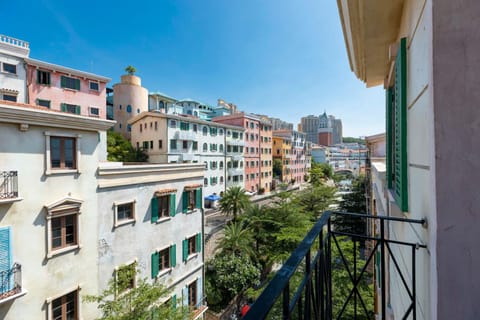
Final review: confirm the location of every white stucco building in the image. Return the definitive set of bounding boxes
[129,112,245,199]
[0,35,29,103]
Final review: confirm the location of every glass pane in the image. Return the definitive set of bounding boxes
[52,218,62,248]
[65,216,75,244]
[64,139,74,168]
[52,297,63,320]
[51,138,61,168]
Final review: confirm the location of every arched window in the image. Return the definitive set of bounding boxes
[220,161,224,169]
[119,105,122,110]
[204,178,208,186]
[227,161,232,168]
[126,105,132,113]
[219,144,224,152]
[137,108,140,114]
[203,126,208,136]
[194,111,198,117]
[219,129,224,135]
[159,101,164,108]
[220,176,224,184]
[203,143,208,152]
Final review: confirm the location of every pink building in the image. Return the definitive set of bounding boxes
[25,58,110,119]
[274,130,307,185]
[213,113,263,193]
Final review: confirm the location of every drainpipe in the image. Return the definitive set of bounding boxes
[224,127,227,193]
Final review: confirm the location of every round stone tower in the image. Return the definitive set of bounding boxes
[113,74,148,140]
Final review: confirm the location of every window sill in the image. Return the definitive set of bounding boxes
[156,216,171,224]
[0,71,18,77]
[45,169,80,176]
[62,88,79,92]
[157,268,172,278]
[47,244,81,259]
[115,218,136,228]
[187,253,198,261]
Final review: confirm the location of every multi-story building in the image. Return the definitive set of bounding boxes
[330,117,343,145]
[273,130,306,184]
[149,91,178,113]
[338,1,480,319]
[259,121,273,192]
[25,59,110,118]
[301,112,342,146]
[300,115,320,144]
[272,135,292,184]
[97,162,207,318]
[0,35,29,103]
[113,74,149,140]
[213,113,271,193]
[129,112,245,198]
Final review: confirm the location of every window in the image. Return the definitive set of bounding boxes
[182,233,201,261]
[50,136,76,170]
[188,280,197,307]
[143,141,149,149]
[192,141,198,151]
[60,76,80,90]
[202,126,208,135]
[37,99,51,108]
[193,124,198,132]
[37,70,51,85]
[89,81,99,91]
[158,140,163,149]
[202,143,208,152]
[182,188,202,213]
[126,105,132,113]
[204,178,208,186]
[170,120,177,128]
[51,214,77,250]
[61,103,81,115]
[219,128,224,135]
[183,141,188,149]
[219,144,224,152]
[220,176,224,184]
[2,94,16,102]
[151,245,176,278]
[114,201,135,227]
[151,193,176,222]
[89,107,99,117]
[180,122,190,131]
[219,161,224,169]
[170,139,177,150]
[386,37,408,212]
[51,290,77,320]
[2,63,16,74]
[116,262,136,292]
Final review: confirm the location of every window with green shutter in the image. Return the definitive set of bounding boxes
[170,139,177,150]
[170,244,176,267]
[169,194,176,217]
[180,122,189,131]
[37,70,50,85]
[182,239,188,261]
[61,103,80,114]
[151,197,159,223]
[196,233,202,253]
[151,252,160,278]
[195,188,202,209]
[61,75,80,90]
[386,37,408,212]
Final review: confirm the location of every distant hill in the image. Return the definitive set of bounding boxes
[342,137,366,144]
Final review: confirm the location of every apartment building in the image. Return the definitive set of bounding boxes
[272,135,292,184]
[97,162,207,318]
[129,112,245,197]
[273,130,306,184]
[338,0,480,319]
[213,113,272,193]
[0,35,29,103]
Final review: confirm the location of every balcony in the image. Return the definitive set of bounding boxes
[0,171,21,204]
[174,130,197,141]
[244,211,426,320]
[226,138,245,147]
[0,263,25,304]
[228,168,243,176]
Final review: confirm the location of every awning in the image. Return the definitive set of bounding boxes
[154,188,177,197]
[184,184,202,191]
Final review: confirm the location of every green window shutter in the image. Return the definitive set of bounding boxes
[151,197,159,223]
[172,294,177,310]
[182,286,188,306]
[196,277,203,308]
[61,103,67,112]
[75,105,81,115]
[169,194,176,217]
[75,78,80,90]
[151,252,159,278]
[170,244,176,267]
[182,191,188,213]
[394,37,408,212]
[196,233,202,253]
[386,88,393,189]
[182,239,188,262]
[195,188,202,209]
[47,72,51,85]
[61,76,66,88]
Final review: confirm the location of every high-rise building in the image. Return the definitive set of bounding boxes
[301,112,342,146]
[300,115,320,144]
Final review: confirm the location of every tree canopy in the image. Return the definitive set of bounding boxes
[125,65,137,75]
[107,131,148,162]
[218,186,251,221]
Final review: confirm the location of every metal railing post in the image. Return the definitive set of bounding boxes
[380,219,386,320]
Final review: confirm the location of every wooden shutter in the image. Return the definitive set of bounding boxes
[386,88,394,189]
[182,286,188,306]
[151,197,159,222]
[195,188,202,209]
[151,252,159,278]
[182,239,188,262]
[394,37,408,212]
[196,233,202,253]
[47,72,51,85]
[172,294,177,310]
[75,105,81,115]
[61,76,66,88]
[75,78,80,90]
[196,277,202,308]
[61,103,67,112]
[169,194,176,217]
[170,244,176,267]
[182,191,188,213]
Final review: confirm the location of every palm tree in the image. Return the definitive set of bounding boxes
[216,222,255,258]
[219,186,250,221]
[125,65,137,75]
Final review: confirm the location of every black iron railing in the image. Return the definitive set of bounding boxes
[0,263,22,300]
[244,211,426,320]
[0,171,18,199]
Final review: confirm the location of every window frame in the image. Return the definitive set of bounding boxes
[36,99,51,108]
[2,94,17,102]
[37,69,51,85]
[89,106,100,117]
[45,132,81,175]
[89,81,100,91]
[151,244,176,278]
[47,287,80,320]
[2,62,17,74]
[60,75,80,91]
[114,200,136,227]
[115,261,137,294]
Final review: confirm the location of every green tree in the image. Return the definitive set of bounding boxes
[84,267,189,320]
[272,158,283,178]
[216,222,255,258]
[125,65,137,75]
[308,162,333,186]
[293,184,336,219]
[107,131,148,162]
[334,175,367,237]
[219,186,251,221]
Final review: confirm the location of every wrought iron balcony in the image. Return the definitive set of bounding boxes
[244,211,426,320]
[0,171,20,203]
[0,263,23,304]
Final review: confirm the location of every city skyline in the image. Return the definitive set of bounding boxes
[1,0,384,137]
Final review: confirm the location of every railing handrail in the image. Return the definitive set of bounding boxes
[244,212,331,319]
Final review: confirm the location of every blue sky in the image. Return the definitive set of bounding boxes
[2,0,384,137]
